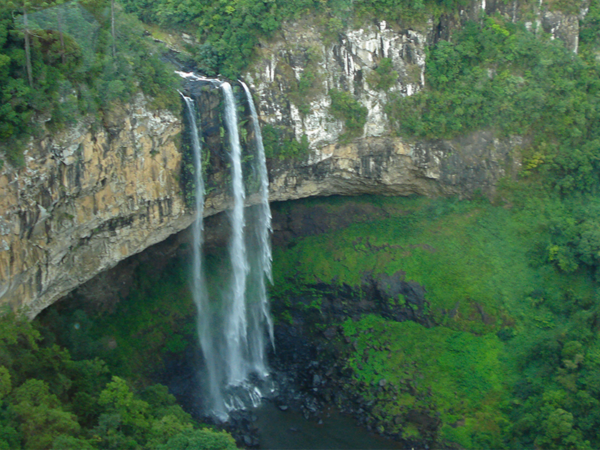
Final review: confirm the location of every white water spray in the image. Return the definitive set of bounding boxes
[180,76,274,418]
[241,82,275,373]
[221,82,251,386]
[181,93,226,417]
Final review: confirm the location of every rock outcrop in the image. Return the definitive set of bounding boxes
[268,131,520,202]
[0,1,586,316]
[245,18,427,153]
[0,96,191,317]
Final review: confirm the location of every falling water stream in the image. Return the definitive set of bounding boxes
[179,76,404,448]
[180,93,224,415]
[179,74,274,419]
[221,81,250,388]
[241,81,275,374]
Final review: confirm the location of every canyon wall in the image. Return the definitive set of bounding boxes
[0,1,585,315]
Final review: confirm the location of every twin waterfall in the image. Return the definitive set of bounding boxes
[180,75,274,419]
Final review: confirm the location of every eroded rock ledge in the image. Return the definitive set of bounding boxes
[0,97,189,317]
[268,131,520,202]
[0,0,583,315]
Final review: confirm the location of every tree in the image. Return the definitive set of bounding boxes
[98,376,151,437]
[0,366,10,400]
[22,3,33,87]
[55,0,66,64]
[156,429,237,450]
[4,0,41,88]
[110,0,115,59]
[51,435,96,449]
[12,379,80,450]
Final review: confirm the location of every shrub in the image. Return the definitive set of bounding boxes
[328,89,368,139]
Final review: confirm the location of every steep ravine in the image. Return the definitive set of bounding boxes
[0,0,586,316]
[0,108,518,317]
[39,195,520,449]
[38,196,444,449]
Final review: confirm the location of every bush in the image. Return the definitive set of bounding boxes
[262,124,310,160]
[366,57,398,91]
[328,89,368,139]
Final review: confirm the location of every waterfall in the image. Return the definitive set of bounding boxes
[180,75,274,419]
[241,82,275,374]
[221,82,250,386]
[181,93,225,416]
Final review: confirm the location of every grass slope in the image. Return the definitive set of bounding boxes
[271,195,599,449]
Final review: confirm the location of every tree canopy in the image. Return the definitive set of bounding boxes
[0,0,178,165]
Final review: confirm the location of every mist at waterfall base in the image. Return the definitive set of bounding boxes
[180,74,274,420]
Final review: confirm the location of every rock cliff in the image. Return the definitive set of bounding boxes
[0,96,190,317]
[244,0,585,155]
[0,1,586,315]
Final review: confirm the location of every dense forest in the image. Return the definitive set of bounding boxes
[0,313,237,449]
[0,0,178,165]
[3,0,600,448]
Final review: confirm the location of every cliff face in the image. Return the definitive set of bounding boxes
[244,0,585,156]
[0,96,191,317]
[268,132,521,202]
[245,19,427,151]
[0,2,586,316]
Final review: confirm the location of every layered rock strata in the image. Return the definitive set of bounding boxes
[0,0,585,315]
[0,97,190,317]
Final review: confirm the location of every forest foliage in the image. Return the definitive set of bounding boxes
[0,313,236,449]
[117,0,465,80]
[0,0,179,165]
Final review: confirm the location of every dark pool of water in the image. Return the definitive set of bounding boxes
[254,402,406,450]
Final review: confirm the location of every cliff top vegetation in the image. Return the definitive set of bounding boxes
[0,0,179,166]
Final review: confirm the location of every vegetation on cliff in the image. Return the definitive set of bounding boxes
[388,13,600,197]
[118,0,462,80]
[265,11,600,446]
[0,0,179,165]
[328,89,369,140]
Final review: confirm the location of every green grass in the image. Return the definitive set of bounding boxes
[271,195,599,448]
[273,196,574,333]
[342,315,508,448]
